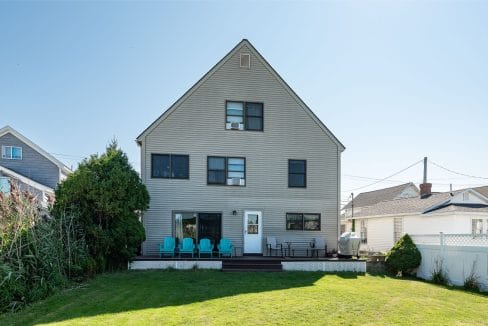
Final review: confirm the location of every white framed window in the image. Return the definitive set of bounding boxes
[240,53,250,68]
[394,217,404,243]
[360,219,367,244]
[471,218,486,236]
[1,146,22,160]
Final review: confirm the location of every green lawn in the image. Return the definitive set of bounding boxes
[1,270,487,325]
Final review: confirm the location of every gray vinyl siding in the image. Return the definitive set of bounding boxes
[0,133,60,189]
[141,43,341,255]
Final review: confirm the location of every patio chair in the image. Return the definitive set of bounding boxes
[159,237,176,258]
[198,238,213,258]
[179,238,195,258]
[217,238,233,257]
[266,237,283,257]
[307,237,327,258]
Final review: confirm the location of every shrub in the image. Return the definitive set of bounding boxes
[464,261,480,291]
[385,234,421,276]
[53,140,149,272]
[0,185,88,312]
[431,257,449,285]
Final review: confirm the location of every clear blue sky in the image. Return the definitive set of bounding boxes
[1,1,487,203]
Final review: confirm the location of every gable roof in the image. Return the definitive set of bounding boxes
[343,182,418,210]
[0,165,54,194]
[0,125,72,175]
[136,39,345,151]
[350,187,488,218]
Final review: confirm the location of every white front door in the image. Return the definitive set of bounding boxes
[244,211,262,254]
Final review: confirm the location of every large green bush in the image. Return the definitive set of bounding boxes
[53,141,149,272]
[0,186,87,312]
[385,234,421,276]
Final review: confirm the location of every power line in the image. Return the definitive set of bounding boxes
[343,159,424,193]
[429,161,488,180]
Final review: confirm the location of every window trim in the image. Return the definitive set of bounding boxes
[207,156,247,186]
[225,100,264,132]
[1,146,22,160]
[151,153,190,179]
[288,159,307,188]
[286,212,321,231]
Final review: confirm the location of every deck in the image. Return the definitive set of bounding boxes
[129,255,366,272]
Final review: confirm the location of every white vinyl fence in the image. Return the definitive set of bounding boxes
[411,233,488,291]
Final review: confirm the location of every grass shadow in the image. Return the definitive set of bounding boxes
[0,270,334,325]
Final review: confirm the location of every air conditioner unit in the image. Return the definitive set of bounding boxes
[227,178,245,186]
[226,122,244,130]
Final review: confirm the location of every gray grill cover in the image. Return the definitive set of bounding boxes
[338,232,361,256]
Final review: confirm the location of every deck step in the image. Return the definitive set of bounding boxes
[222,258,282,272]
[222,268,282,272]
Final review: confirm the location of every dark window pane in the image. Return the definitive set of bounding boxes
[245,102,263,116]
[208,171,226,184]
[208,157,225,170]
[289,160,306,174]
[198,213,222,247]
[286,213,303,230]
[171,155,189,179]
[245,117,263,131]
[304,214,320,231]
[289,174,306,187]
[152,154,170,178]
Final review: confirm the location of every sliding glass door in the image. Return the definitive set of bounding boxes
[174,212,222,246]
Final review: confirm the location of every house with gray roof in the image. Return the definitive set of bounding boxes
[340,182,419,234]
[344,182,488,252]
[0,125,71,205]
[136,39,344,256]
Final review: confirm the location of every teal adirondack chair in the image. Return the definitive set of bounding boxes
[159,237,176,257]
[198,238,213,258]
[217,238,233,257]
[179,238,195,257]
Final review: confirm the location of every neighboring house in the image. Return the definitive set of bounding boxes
[341,182,419,235]
[0,125,71,205]
[137,39,345,256]
[345,182,488,252]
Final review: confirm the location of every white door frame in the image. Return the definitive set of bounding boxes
[243,210,263,254]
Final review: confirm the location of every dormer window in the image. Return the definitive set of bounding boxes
[1,146,22,160]
[225,101,263,131]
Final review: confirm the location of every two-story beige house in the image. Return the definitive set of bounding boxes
[137,39,345,256]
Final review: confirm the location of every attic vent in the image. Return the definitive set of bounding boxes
[240,53,250,69]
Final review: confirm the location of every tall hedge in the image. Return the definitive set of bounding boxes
[53,141,149,272]
[385,234,421,275]
[0,186,87,312]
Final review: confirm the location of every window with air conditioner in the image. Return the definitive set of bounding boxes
[225,101,263,131]
[207,156,245,186]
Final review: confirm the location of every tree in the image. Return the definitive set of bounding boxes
[53,141,149,271]
[385,234,421,276]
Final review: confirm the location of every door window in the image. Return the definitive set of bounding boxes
[247,214,258,234]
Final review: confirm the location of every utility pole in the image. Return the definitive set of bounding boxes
[423,156,428,184]
[351,192,355,232]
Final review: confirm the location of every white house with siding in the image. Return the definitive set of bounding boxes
[344,183,488,252]
[136,39,345,256]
